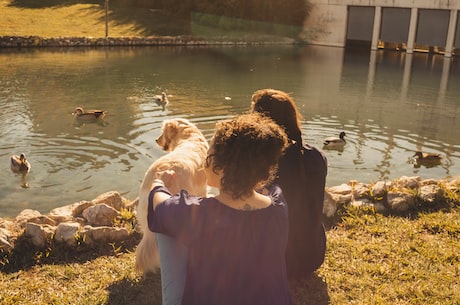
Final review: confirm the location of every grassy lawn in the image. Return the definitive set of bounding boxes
[0,0,302,40]
[0,0,190,37]
[1,205,459,304]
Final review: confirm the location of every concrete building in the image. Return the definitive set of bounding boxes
[305,0,460,57]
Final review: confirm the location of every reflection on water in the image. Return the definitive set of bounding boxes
[1,45,459,217]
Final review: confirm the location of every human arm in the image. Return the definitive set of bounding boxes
[151,170,175,208]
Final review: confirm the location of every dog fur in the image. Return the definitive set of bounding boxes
[135,118,209,274]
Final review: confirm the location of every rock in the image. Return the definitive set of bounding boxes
[327,183,353,204]
[24,223,54,249]
[27,215,57,226]
[387,192,416,212]
[323,191,337,217]
[54,222,81,247]
[394,176,420,189]
[0,217,17,232]
[81,226,129,245]
[92,191,125,211]
[48,200,94,222]
[82,204,120,226]
[15,209,42,227]
[420,178,438,186]
[71,201,96,217]
[328,184,352,195]
[0,228,13,252]
[350,199,387,213]
[352,182,371,199]
[419,184,443,203]
[371,181,388,199]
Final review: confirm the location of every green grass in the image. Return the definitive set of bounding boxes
[2,205,459,304]
[0,0,302,40]
[0,0,191,38]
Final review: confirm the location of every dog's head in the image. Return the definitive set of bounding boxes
[156,118,200,151]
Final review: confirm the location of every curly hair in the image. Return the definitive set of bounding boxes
[206,113,288,200]
[250,88,303,145]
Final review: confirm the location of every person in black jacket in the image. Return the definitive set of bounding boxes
[250,88,328,279]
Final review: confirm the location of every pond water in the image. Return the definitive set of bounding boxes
[1,45,459,217]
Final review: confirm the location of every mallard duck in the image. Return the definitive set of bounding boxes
[11,153,31,174]
[323,131,346,147]
[412,151,442,164]
[152,92,169,108]
[72,107,107,121]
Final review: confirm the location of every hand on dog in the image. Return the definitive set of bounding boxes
[155,170,176,189]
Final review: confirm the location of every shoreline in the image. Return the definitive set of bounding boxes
[0,35,299,48]
[1,175,458,254]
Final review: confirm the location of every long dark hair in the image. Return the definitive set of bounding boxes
[250,88,303,146]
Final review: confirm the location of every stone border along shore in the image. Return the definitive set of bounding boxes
[0,35,297,48]
[0,176,458,255]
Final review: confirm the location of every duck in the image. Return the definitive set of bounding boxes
[152,92,169,108]
[72,107,107,121]
[323,131,346,148]
[11,153,31,174]
[412,151,442,164]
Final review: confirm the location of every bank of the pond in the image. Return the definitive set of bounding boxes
[1,175,459,260]
[1,177,459,305]
[0,35,298,48]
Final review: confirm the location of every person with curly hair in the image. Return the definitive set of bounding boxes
[250,88,328,279]
[147,113,293,305]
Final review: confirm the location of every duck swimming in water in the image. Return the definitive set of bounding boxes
[323,131,346,148]
[152,92,169,110]
[11,153,31,174]
[72,107,108,121]
[412,151,442,166]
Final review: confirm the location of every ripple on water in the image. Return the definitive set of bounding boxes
[303,116,457,187]
[0,132,149,217]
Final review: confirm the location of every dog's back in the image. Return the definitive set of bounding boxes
[136,118,208,274]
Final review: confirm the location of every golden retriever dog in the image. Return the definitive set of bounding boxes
[136,118,209,274]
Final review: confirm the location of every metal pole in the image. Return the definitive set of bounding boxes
[105,0,109,37]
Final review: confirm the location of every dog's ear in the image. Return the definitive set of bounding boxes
[175,118,192,127]
[174,119,196,138]
[165,120,179,138]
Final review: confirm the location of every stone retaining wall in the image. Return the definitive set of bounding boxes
[0,35,296,48]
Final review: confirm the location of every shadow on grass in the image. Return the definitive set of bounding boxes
[104,268,330,305]
[106,272,163,305]
[6,0,302,38]
[7,0,192,36]
[290,273,330,305]
[8,0,100,8]
[105,7,191,36]
[0,232,141,274]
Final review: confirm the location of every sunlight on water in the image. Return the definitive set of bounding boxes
[0,45,459,217]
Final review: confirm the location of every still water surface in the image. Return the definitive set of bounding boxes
[1,45,459,217]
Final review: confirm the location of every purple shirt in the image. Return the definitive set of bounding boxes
[148,185,293,305]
